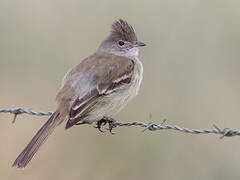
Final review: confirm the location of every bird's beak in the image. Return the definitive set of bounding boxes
[134,41,146,47]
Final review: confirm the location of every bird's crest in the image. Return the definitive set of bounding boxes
[110,19,137,42]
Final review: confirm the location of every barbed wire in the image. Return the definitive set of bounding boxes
[1,105,240,138]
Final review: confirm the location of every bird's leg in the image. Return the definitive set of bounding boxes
[96,117,117,134]
[96,119,107,133]
[104,117,117,134]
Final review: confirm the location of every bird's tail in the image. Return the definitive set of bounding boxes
[12,111,60,168]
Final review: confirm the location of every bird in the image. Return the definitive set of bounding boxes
[12,19,146,168]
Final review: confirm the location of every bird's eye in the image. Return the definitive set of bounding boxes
[118,40,125,46]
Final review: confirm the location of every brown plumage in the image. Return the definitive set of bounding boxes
[110,19,138,42]
[65,53,134,129]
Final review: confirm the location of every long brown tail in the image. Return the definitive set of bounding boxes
[12,111,60,168]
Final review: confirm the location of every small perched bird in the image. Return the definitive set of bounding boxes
[12,19,146,168]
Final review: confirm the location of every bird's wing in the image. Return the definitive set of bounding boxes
[65,55,134,129]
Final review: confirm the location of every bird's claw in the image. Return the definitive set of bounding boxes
[95,117,117,134]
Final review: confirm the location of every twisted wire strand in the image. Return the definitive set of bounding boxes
[1,105,240,138]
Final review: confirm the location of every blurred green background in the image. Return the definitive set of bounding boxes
[1,0,240,179]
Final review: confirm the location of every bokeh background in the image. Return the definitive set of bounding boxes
[1,0,240,179]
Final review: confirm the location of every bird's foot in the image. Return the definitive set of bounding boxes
[96,117,117,134]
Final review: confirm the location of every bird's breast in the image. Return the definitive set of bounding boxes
[130,57,143,96]
[107,57,143,113]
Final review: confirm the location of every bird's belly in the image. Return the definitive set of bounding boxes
[86,58,143,123]
[105,81,140,115]
[88,78,141,121]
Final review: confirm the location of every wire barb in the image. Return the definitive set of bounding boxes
[0,105,53,123]
[1,105,240,138]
